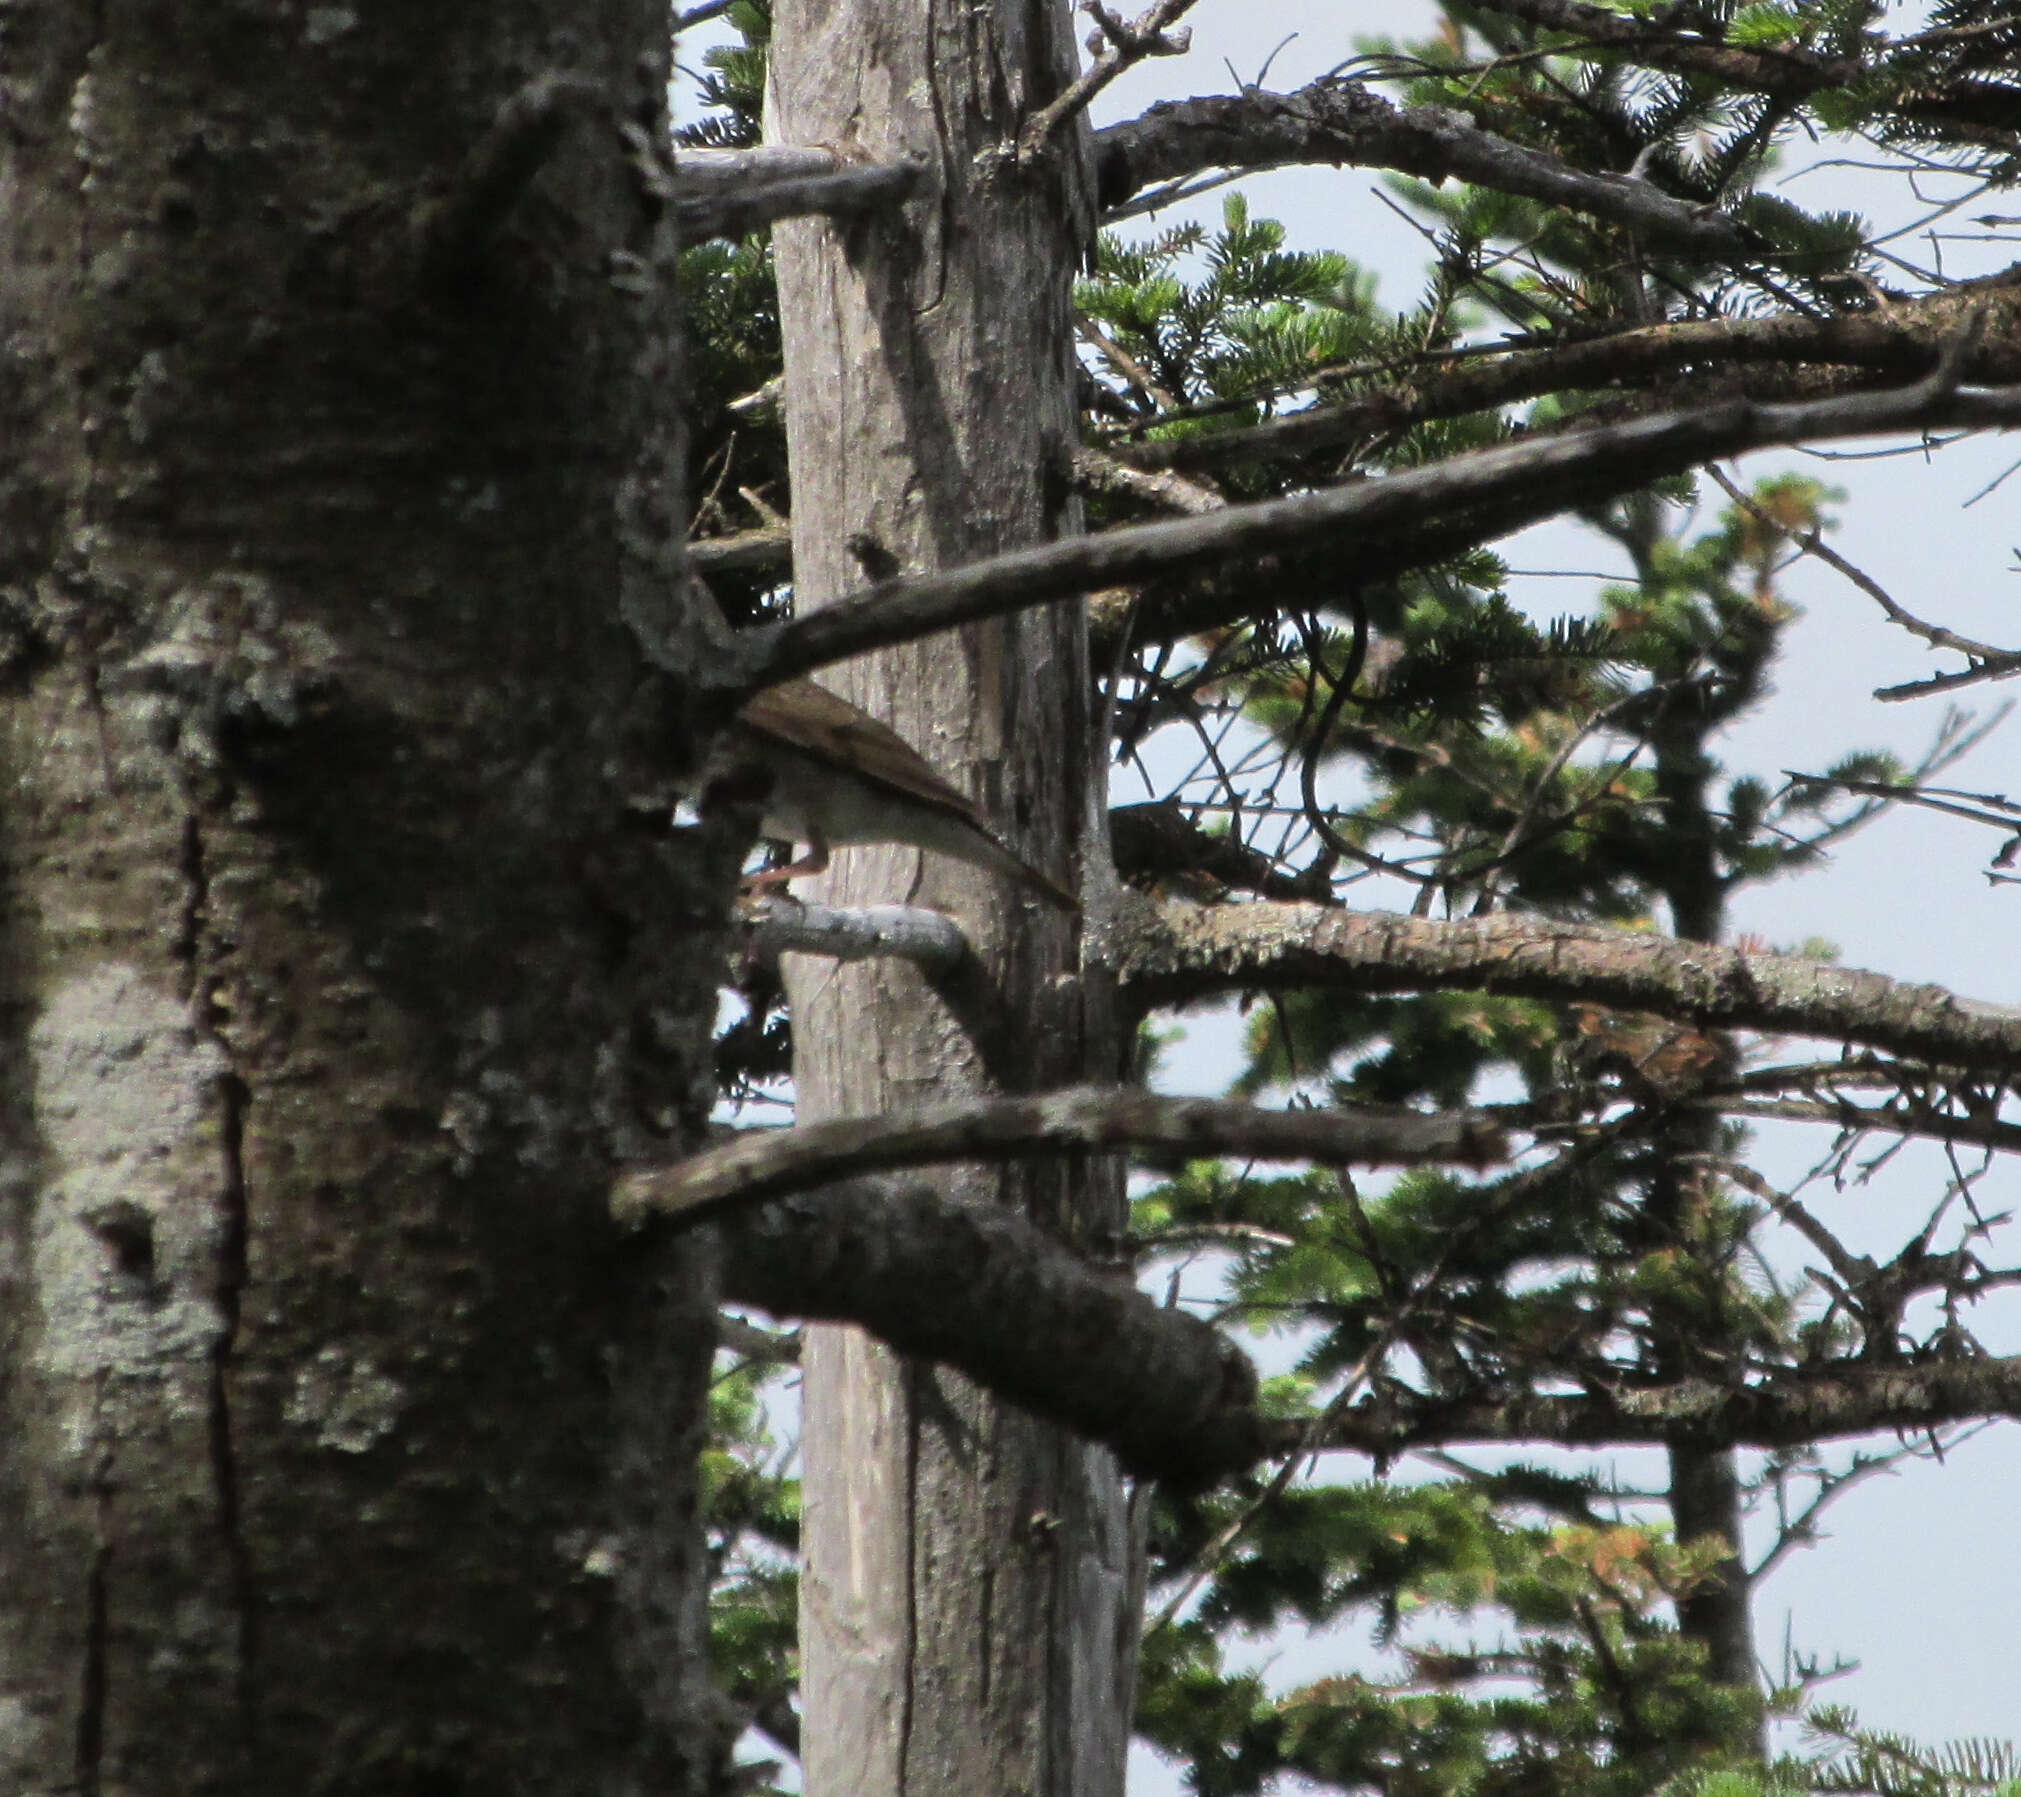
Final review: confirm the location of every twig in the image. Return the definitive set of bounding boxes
[1019,0,1200,163]
[1707,463,2021,693]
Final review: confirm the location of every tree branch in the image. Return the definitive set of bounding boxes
[1104,273,2021,477]
[1463,0,2013,142]
[1092,78,1755,255]
[1111,896,2021,1072]
[734,896,972,972]
[1019,0,1199,162]
[676,148,927,241]
[1460,0,1858,97]
[690,524,794,579]
[713,1176,1287,1484]
[1320,1355,2021,1456]
[748,368,2021,688]
[414,73,605,282]
[616,1085,1507,1226]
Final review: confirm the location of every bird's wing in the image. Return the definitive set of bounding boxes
[739,679,987,829]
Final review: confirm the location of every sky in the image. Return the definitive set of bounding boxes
[1086,1,2021,1770]
[681,0,2021,1777]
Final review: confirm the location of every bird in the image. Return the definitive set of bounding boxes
[713,678,1078,912]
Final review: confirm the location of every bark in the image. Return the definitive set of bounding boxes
[1111,897,2021,1074]
[715,1179,1283,1486]
[0,8,728,1794]
[767,4,1138,1794]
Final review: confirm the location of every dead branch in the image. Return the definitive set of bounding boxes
[414,74,605,282]
[1111,895,2021,1073]
[1092,78,1755,254]
[734,896,971,972]
[714,1176,1288,1484]
[617,1085,1508,1226]
[1019,0,1199,162]
[749,368,2021,689]
[676,149,926,241]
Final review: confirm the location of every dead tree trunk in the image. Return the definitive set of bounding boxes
[768,6,1138,1793]
[0,6,731,1793]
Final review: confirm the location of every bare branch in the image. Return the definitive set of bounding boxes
[1110,799,1332,901]
[1092,78,1755,254]
[1019,0,1199,162]
[617,1085,1509,1226]
[676,148,927,241]
[749,370,2021,689]
[714,1176,1286,1484]
[715,1313,803,1364]
[1707,1096,2021,1157]
[1708,463,2021,696]
[690,525,794,579]
[1068,445,1226,517]
[734,896,971,972]
[1111,895,2021,1072]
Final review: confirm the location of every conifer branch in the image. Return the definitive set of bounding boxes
[1104,274,2021,478]
[1092,78,1756,254]
[1318,1355,2021,1455]
[750,366,2021,688]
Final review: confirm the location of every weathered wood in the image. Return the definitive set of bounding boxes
[767,2,1137,1791]
[619,1087,1507,1223]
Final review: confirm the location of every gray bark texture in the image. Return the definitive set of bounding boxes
[0,6,732,1793]
[766,4,1139,1793]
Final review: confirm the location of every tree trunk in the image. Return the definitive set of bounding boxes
[1650,712,1761,1730]
[0,6,729,1792]
[768,7,1138,1794]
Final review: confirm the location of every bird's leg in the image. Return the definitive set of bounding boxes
[740,826,831,898]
